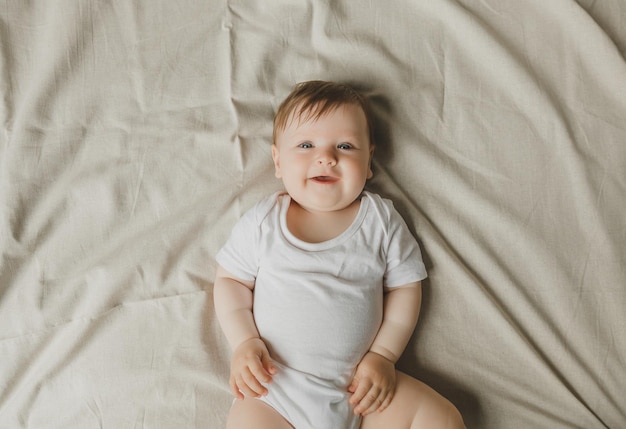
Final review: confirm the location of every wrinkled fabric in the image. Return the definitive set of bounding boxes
[0,1,625,428]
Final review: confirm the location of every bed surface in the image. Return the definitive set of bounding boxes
[1,1,625,428]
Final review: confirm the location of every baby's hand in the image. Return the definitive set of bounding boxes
[229,338,278,399]
[348,351,396,416]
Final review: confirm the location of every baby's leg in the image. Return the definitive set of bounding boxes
[361,371,465,429]
[226,397,294,429]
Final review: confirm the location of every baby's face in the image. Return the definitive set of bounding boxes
[272,103,373,213]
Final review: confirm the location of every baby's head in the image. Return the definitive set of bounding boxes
[271,81,376,213]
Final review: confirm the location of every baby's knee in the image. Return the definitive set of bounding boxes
[441,401,465,429]
[421,395,465,429]
[391,372,465,429]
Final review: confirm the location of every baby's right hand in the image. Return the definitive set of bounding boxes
[229,337,278,399]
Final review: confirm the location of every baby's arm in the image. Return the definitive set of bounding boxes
[213,265,277,399]
[349,281,422,416]
[368,282,422,362]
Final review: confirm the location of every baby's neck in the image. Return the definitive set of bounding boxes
[286,199,361,244]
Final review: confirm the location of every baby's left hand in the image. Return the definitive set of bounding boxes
[348,351,396,416]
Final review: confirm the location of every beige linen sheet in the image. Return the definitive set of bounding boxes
[1,1,624,428]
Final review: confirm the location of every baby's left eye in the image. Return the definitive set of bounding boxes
[337,143,353,150]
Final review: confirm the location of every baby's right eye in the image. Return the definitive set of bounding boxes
[298,142,313,149]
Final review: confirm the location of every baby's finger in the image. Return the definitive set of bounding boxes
[349,379,371,407]
[236,380,264,398]
[249,357,274,384]
[229,376,244,400]
[377,391,394,413]
[347,378,358,394]
[260,353,278,376]
[353,385,381,415]
[238,368,268,397]
[359,390,386,416]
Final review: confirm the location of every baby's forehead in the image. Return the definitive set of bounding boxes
[288,101,365,128]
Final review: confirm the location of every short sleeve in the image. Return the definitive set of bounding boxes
[215,206,260,282]
[383,205,427,288]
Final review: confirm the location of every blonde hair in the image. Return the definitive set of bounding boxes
[273,80,375,146]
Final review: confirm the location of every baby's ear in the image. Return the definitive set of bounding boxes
[367,145,375,179]
[271,144,282,178]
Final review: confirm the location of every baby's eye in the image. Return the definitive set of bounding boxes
[298,142,313,149]
[337,143,353,150]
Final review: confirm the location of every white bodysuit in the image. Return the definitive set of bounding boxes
[216,191,427,429]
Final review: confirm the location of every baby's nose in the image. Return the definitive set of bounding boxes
[317,153,337,166]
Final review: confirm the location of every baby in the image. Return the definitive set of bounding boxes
[214,81,465,429]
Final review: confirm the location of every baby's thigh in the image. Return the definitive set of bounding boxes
[361,371,465,429]
[226,397,294,429]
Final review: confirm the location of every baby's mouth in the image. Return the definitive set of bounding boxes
[310,176,339,184]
